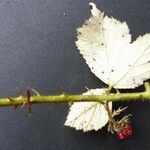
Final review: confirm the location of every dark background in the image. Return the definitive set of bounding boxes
[0,0,149,149]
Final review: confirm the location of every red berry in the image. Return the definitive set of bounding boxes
[124,123,132,130]
[127,129,132,136]
[117,132,125,140]
[116,123,133,140]
[122,129,128,137]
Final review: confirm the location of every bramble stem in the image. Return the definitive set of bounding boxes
[0,82,150,107]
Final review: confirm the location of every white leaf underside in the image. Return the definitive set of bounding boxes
[65,89,112,132]
[76,3,150,89]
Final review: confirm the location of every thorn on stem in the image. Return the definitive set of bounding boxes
[8,97,14,102]
[62,92,67,96]
[59,87,68,96]
[31,88,41,96]
[26,89,32,115]
[8,97,18,111]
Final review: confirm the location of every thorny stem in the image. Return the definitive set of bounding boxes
[0,82,149,108]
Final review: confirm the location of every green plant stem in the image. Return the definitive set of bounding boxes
[0,82,150,107]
